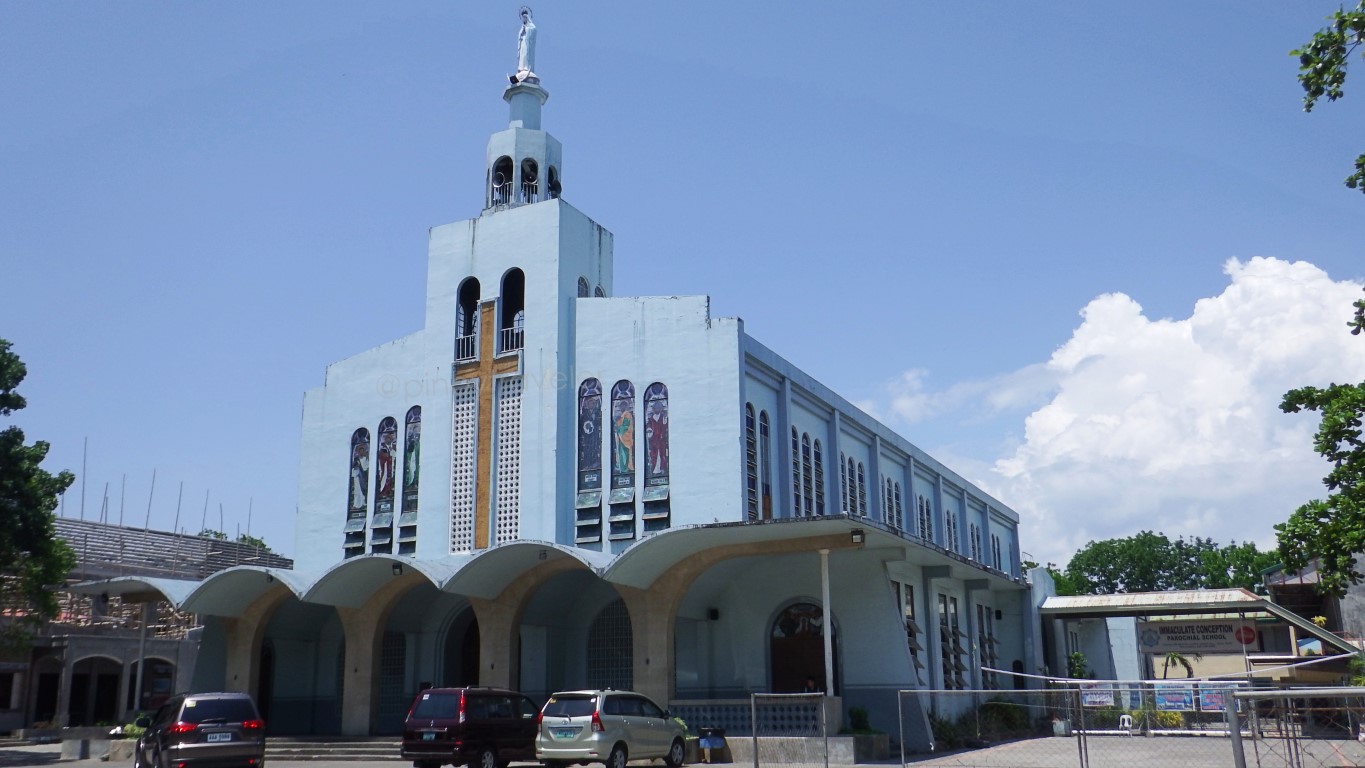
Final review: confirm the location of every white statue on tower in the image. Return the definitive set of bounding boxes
[512,6,537,83]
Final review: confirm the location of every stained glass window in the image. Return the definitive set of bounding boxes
[610,381,636,492]
[643,383,668,487]
[578,379,603,491]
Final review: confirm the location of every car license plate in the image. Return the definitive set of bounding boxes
[205,733,232,743]
[422,732,436,741]
[552,727,578,740]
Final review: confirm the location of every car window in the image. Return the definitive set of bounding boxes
[487,696,514,718]
[617,696,643,717]
[466,696,488,719]
[518,697,538,718]
[180,698,257,724]
[410,692,460,719]
[153,701,177,727]
[638,697,664,720]
[543,695,596,718]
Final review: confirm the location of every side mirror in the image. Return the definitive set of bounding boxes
[134,716,152,729]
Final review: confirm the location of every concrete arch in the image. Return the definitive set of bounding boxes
[183,566,308,616]
[304,554,459,608]
[444,541,609,598]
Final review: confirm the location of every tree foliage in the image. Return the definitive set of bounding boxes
[1058,531,1279,595]
[1294,1,1365,193]
[1275,293,1365,596]
[0,338,76,648]
[199,528,271,553]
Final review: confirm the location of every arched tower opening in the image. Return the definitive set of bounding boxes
[456,277,481,361]
[548,165,561,199]
[491,156,514,207]
[520,157,539,203]
[499,268,525,353]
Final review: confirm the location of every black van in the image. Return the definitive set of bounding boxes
[401,687,539,768]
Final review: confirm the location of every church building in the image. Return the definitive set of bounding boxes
[83,14,1034,748]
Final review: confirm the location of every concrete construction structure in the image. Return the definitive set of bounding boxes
[73,16,1032,749]
[0,518,292,733]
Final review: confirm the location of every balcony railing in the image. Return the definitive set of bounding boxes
[498,326,524,354]
[491,181,513,208]
[455,333,477,362]
[521,178,539,204]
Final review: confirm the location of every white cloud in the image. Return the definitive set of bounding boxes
[883,257,1365,567]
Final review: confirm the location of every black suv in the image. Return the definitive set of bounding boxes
[133,692,265,768]
[401,687,539,768]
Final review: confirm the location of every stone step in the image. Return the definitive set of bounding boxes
[264,739,404,761]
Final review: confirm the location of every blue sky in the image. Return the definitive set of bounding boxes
[3,2,1363,566]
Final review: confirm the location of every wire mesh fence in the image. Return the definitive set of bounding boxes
[1235,688,1365,768]
[750,692,829,768]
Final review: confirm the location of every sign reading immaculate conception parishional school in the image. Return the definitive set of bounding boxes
[1137,620,1258,654]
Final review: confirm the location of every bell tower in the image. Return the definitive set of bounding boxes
[485,7,562,210]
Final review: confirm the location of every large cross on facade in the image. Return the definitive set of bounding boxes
[454,301,520,549]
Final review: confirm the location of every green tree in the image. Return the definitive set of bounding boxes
[1061,531,1278,595]
[236,533,270,553]
[1160,651,1200,679]
[1294,1,1365,192]
[1275,293,1365,596]
[0,339,76,650]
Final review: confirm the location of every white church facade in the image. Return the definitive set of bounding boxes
[82,15,1036,747]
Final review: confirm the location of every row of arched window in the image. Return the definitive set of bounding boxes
[791,429,825,517]
[345,406,422,556]
[839,455,866,516]
[883,477,905,530]
[576,277,606,298]
[455,269,525,361]
[488,155,560,208]
[577,379,670,540]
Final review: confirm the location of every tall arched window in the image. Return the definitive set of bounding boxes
[856,462,867,517]
[593,285,605,297]
[813,439,824,516]
[399,406,421,553]
[499,268,525,353]
[577,277,590,297]
[759,411,772,519]
[578,379,603,493]
[892,482,905,530]
[745,404,758,520]
[791,428,802,516]
[945,506,958,553]
[375,417,398,526]
[548,166,562,199]
[520,157,540,203]
[800,434,813,517]
[643,383,669,490]
[455,278,480,361]
[348,428,370,523]
[839,453,848,514]
[846,457,857,513]
[610,381,636,495]
[884,477,893,522]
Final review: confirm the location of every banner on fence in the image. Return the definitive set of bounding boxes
[1154,683,1195,711]
[1137,619,1258,653]
[1080,684,1115,707]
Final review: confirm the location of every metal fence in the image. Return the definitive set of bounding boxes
[750,692,829,768]
[890,685,1365,768]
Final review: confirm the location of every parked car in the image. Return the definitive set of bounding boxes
[132,692,265,768]
[535,689,686,768]
[400,686,540,768]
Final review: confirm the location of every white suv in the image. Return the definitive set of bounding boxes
[536,689,686,768]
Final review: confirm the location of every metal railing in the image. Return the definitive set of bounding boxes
[491,180,513,207]
[498,326,523,354]
[455,333,477,361]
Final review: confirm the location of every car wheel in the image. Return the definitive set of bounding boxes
[132,743,145,768]
[477,747,497,768]
[665,738,685,768]
[607,744,627,768]
[417,762,441,768]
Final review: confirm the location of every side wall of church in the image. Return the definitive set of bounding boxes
[571,296,742,548]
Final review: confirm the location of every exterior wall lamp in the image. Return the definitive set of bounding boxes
[392,563,403,576]
[851,529,865,545]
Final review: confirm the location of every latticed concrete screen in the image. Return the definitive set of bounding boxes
[750,693,828,768]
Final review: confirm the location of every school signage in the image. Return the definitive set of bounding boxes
[1136,620,1258,654]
